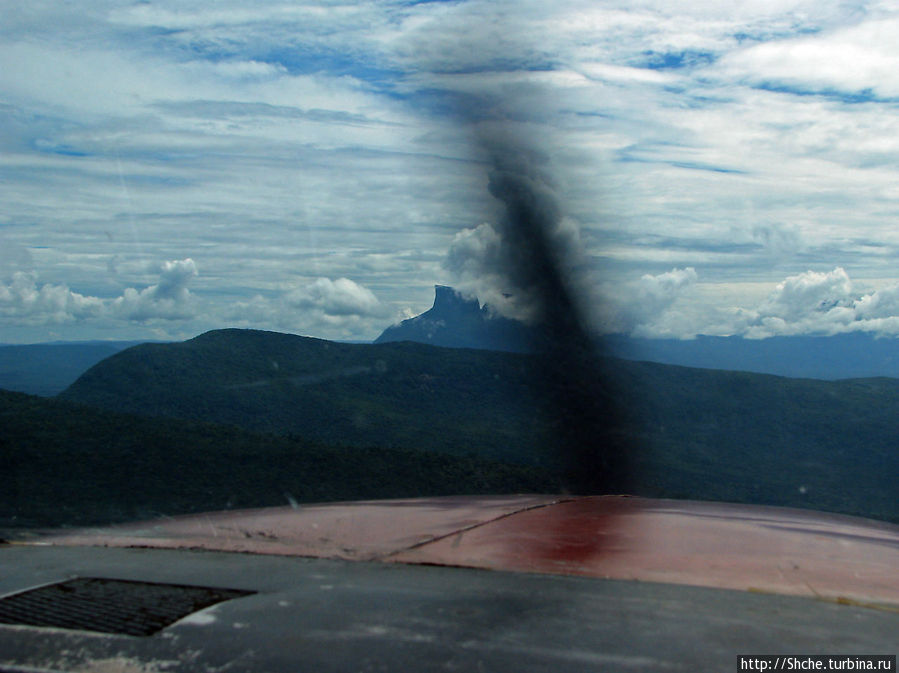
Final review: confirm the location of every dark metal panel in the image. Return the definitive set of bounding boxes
[0,578,254,637]
[0,545,897,672]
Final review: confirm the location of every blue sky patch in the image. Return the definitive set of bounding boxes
[32,140,90,158]
[641,49,717,71]
[753,82,893,104]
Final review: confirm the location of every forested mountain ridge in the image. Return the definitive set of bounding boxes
[60,329,552,465]
[56,328,899,524]
[0,389,558,529]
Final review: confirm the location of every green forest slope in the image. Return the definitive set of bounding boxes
[60,330,551,465]
[0,389,557,529]
[54,328,899,523]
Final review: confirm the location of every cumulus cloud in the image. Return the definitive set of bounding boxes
[598,267,698,336]
[0,259,199,327]
[444,222,509,311]
[593,266,899,339]
[854,283,899,320]
[444,214,588,322]
[635,267,699,316]
[731,267,899,338]
[0,272,104,325]
[221,277,392,339]
[445,222,503,281]
[283,277,385,319]
[756,267,852,321]
[111,259,199,322]
[6,2,899,344]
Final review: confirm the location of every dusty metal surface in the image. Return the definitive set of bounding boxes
[390,497,899,607]
[40,495,563,561]
[0,545,897,672]
[33,495,899,608]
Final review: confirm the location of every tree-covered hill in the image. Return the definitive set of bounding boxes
[54,328,899,523]
[613,361,899,524]
[0,389,558,529]
[60,329,554,466]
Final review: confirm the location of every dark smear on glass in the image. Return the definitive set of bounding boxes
[477,131,633,495]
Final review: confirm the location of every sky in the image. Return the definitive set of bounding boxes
[3,0,899,343]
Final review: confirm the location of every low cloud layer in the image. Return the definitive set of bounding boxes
[0,259,198,326]
[111,259,198,322]
[0,261,391,341]
[604,267,899,339]
[0,272,104,325]
[599,267,698,337]
[284,277,384,319]
[738,268,899,338]
[223,276,391,340]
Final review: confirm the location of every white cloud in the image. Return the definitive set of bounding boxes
[0,272,104,325]
[732,268,899,338]
[598,267,698,336]
[444,223,504,286]
[443,210,587,323]
[283,277,386,318]
[719,18,899,98]
[854,283,899,320]
[756,267,852,320]
[596,267,899,340]
[219,277,393,340]
[111,259,199,322]
[443,222,518,317]
[0,259,199,328]
[637,267,699,313]
[669,268,899,339]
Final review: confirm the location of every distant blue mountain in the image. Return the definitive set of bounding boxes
[0,341,150,396]
[375,286,899,380]
[602,333,899,380]
[375,285,538,352]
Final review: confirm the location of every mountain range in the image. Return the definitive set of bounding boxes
[3,286,898,527]
[0,341,147,396]
[55,328,899,524]
[59,329,551,466]
[6,286,899,399]
[376,285,899,380]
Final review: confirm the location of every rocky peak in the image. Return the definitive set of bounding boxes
[374,285,535,352]
[431,285,481,317]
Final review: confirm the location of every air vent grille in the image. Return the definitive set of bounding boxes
[0,577,254,636]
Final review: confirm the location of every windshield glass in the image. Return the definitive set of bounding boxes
[1,1,897,531]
